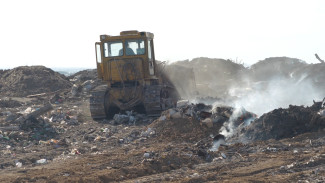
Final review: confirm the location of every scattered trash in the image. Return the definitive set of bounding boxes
[70,149,81,155]
[177,100,189,108]
[101,128,109,133]
[144,152,150,158]
[265,147,277,152]
[16,162,22,168]
[94,136,102,141]
[39,139,59,145]
[113,111,138,124]
[221,152,227,159]
[293,149,298,154]
[286,163,295,169]
[141,128,155,137]
[36,159,47,164]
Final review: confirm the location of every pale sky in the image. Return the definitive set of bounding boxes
[0,0,324,69]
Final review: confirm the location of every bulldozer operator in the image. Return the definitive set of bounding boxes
[119,41,135,56]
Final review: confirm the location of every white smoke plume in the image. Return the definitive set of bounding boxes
[227,76,324,116]
[212,74,324,145]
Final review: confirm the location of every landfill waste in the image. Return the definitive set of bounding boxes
[15,162,22,168]
[36,159,47,164]
[227,100,325,143]
[112,111,147,125]
[1,62,325,182]
[143,152,150,158]
[140,128,156,137]
[318,109,325,116]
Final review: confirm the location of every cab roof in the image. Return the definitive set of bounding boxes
[100,30,154,41]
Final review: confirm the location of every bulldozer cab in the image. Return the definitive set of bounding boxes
[95,30,156,83]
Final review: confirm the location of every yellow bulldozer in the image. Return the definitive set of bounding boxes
[90,30,180,119]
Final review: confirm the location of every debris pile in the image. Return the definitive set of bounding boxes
[229,99,325,142]
[151,102,256,144]
[68,69,103,97]
[0,66,71,97]
[112,111,149,125]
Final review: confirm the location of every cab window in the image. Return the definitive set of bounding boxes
[95,44,102,63]
[104,41,123,57]
[125,39,145,56]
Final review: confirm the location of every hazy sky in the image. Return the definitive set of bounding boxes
[0,0,324,69]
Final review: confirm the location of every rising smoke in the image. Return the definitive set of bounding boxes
[211,75,324,146]
[166,57,325,149]
[227,75,324,116]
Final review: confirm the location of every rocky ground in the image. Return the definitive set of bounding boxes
[0,58,325,182]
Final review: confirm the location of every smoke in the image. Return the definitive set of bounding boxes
[211,74,324,146]
[227,76,324,116]
[218,107,256,138]
[210,137,225,152]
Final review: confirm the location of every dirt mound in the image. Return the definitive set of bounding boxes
[68,69,98,83]
[235,100,325,142]
[0,66,72,97]
[250,57,307,81]
[291,63,325,91]
[149,118,215,143]
[165,57,247,97]
[67,69,104,97]
[148,103,236,143]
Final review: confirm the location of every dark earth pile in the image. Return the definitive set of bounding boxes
[0,66,71,97]
[234,101,325,142]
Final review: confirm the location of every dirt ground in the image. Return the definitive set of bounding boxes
[1,60,325,182]
[0,94,324,183]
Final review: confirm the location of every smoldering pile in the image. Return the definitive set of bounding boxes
[226,99,325,143]
[151,101,256,143]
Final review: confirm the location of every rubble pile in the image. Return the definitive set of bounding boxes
[230,99,325,142]
[68,69,103,97]
[150,102,256,144]
[0,66,72,97]
[150,103,213,142]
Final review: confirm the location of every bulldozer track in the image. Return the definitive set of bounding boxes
[89,85,108,119]
[143,85,162,116]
